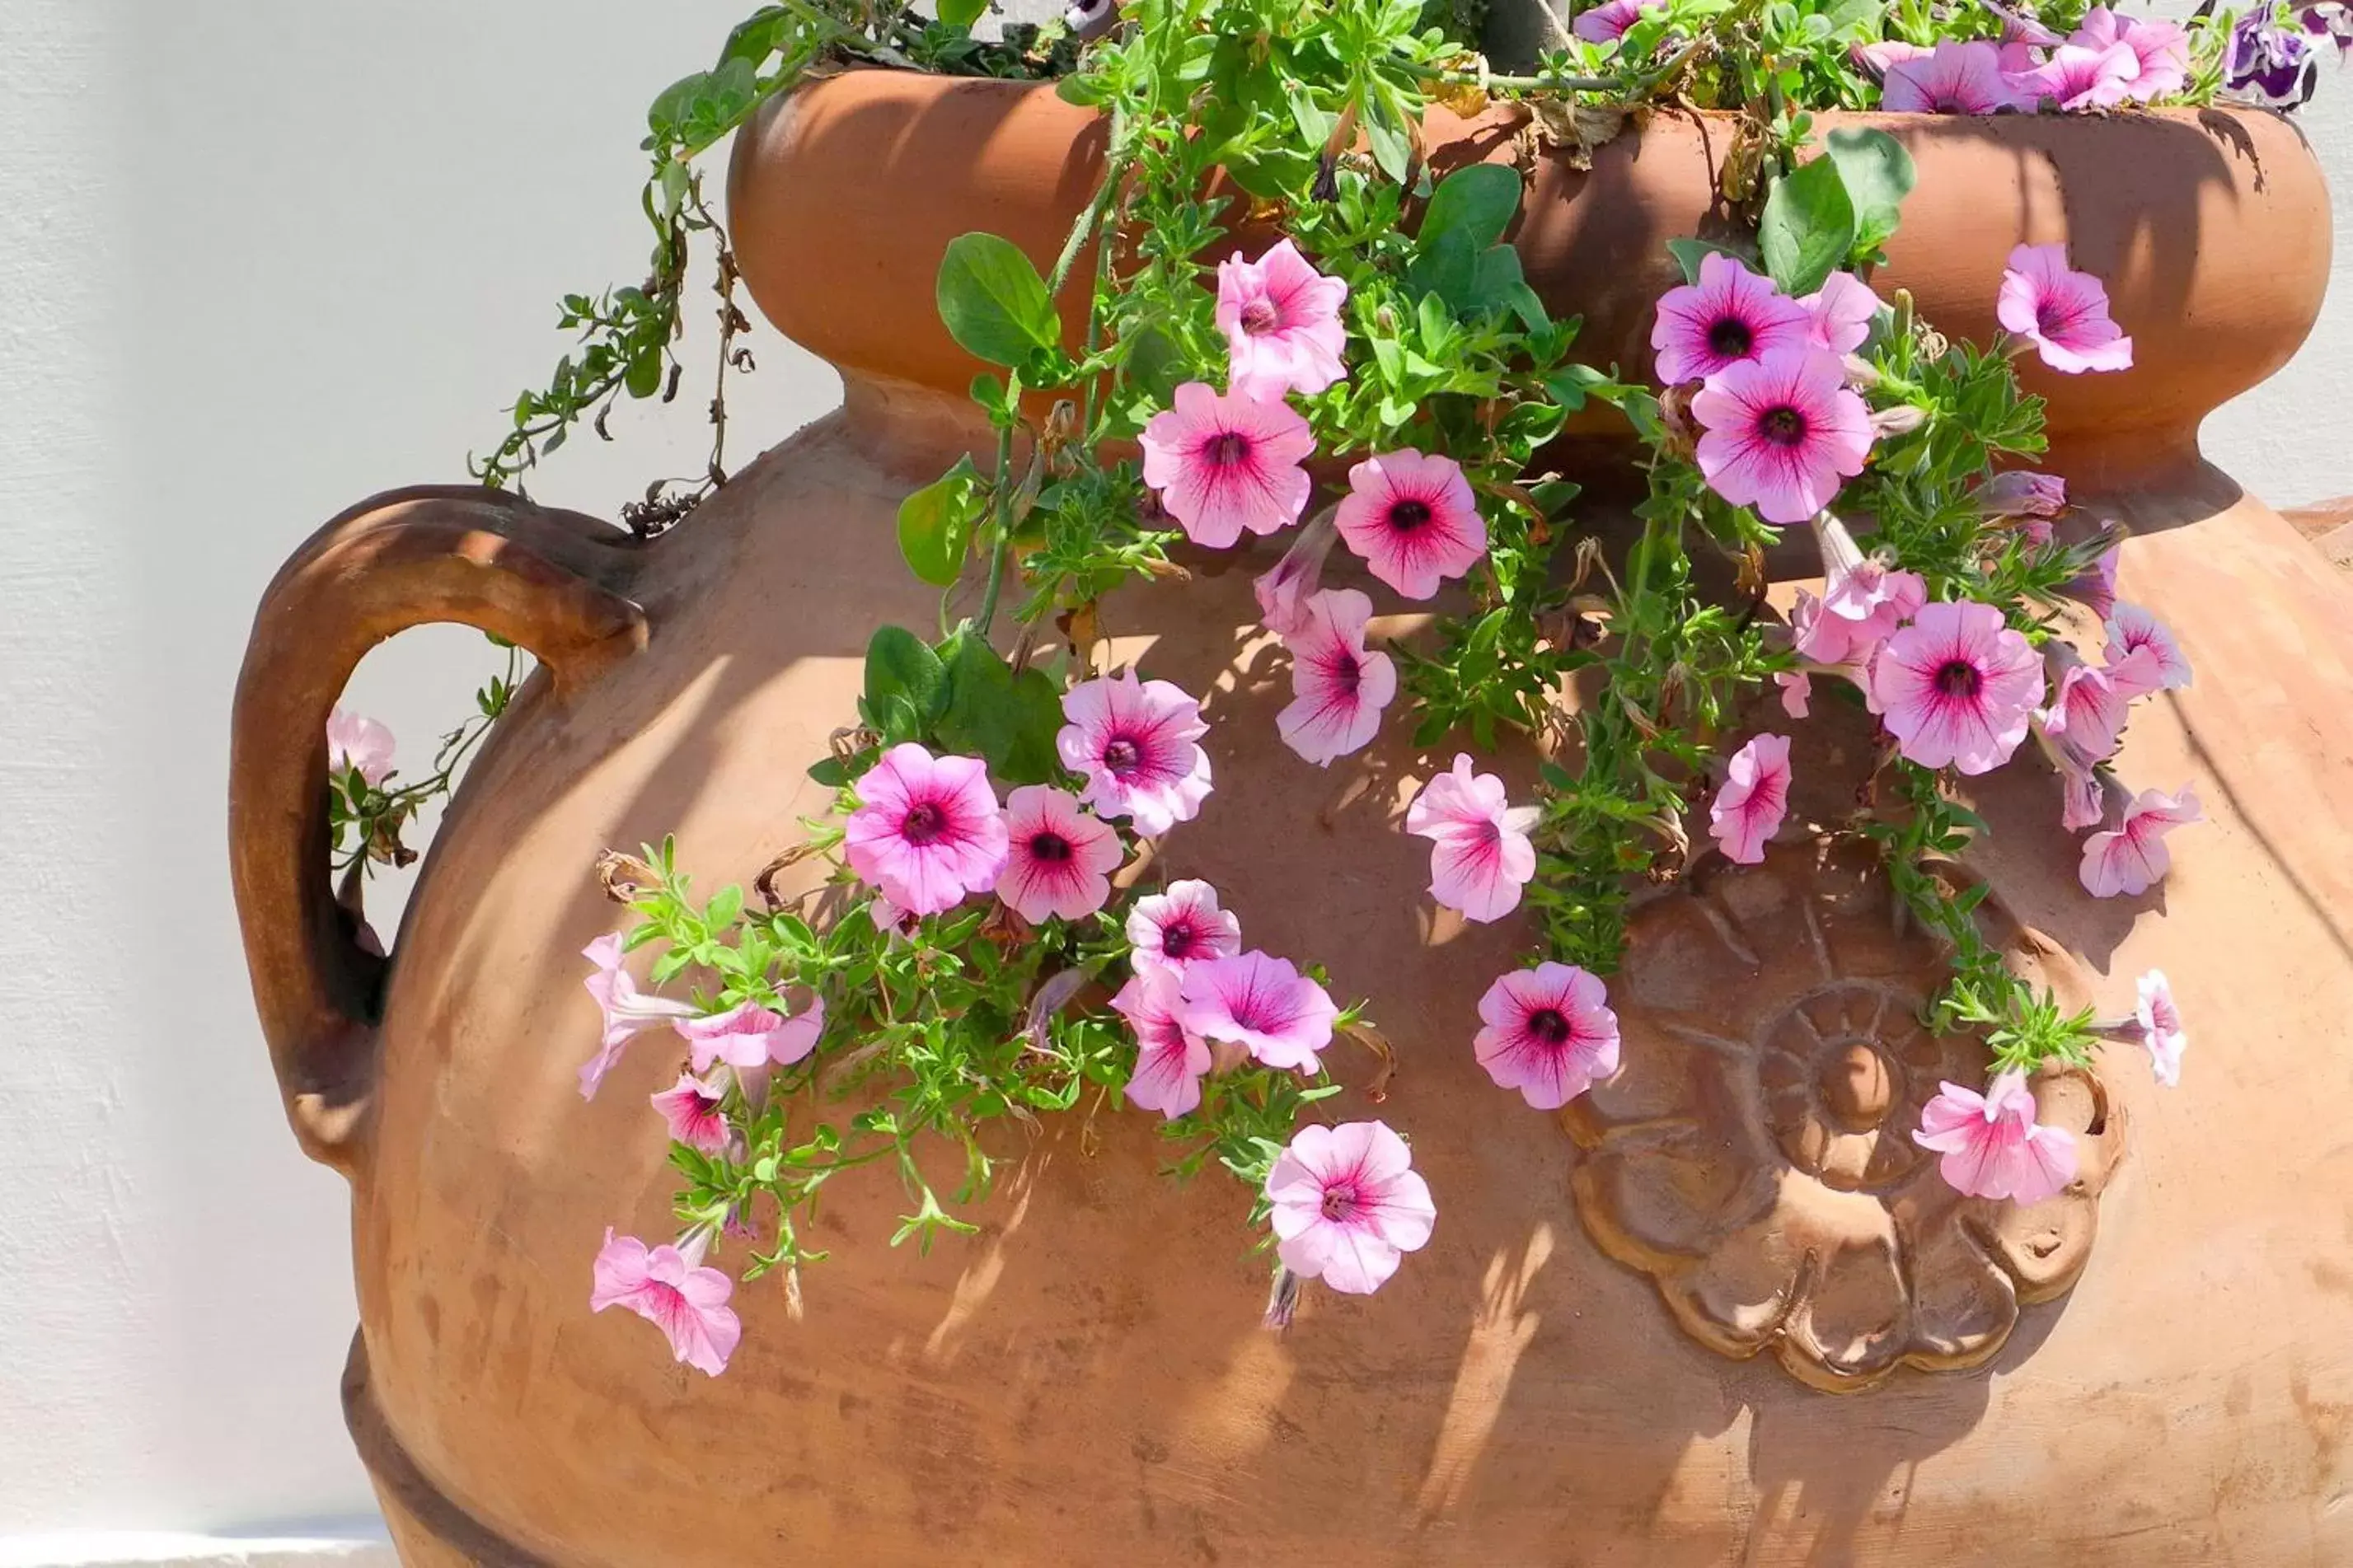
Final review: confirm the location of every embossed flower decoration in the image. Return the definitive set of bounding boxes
[1563,842,2126,1392]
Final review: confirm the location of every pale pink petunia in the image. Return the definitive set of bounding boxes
[677,996,826,1074]
[1806,517,1928,663]
[1177,949,1338,1073]
[1650,252,1814,386]
[2008,41,2144,110]
[1573,0,1660,42]
[1333,449,1488,599]
[2072,7,2189,99]
[1138,381,1315,549]
[1263,1121,1437,1294]
[1057,672,1215,837]
[1112,967,1212,1119]
[1853,39,1934,77]
[650,1071,731,1155]
[1710,733,1794,864]
[2080,784,2202,897]
[1869,600,2043,775]
[1777,669,1813,718]
[1474,962,1622,1110]
[2105,601,2192,690]
[1799,271,1883,354]
[1692,348,1875,527]
[590,1229,741,1377]
[1404,753,1540,923]
[1277,588,1398,766]
[2037,647,2161,762]
[2059,543,2122,620]
[994,784,1123,924]
[2135,968,2187,1086]
[1998,245,2134,373]
[2054,744,2107,831]
[866,889,921,945]
[1884,40,2034,112]
[844,744,1010,917]
[1216,240,1350,400]
[1913,1070,2078,1203]
[1975,469,2069,522]
[579,933,698,1101]
[326,706,397,784]
[1126,878,1242,980]
[1254,506,1339,636]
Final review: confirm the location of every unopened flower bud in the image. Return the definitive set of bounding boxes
[1870,403,1928,437]
[1973,469,2069,522]
[1842,353,1882,389]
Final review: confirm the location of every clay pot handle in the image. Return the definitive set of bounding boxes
[229,485,648,1175]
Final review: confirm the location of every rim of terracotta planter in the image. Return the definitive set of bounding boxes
[729,68,2330,485]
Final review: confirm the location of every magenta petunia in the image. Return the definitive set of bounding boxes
[590,1229,741,1378]
[1691,348,1874,526]
[1254,505,1339,636]
[1884,40,2033,112]
[994,784,1123,924]
[1277,588,1398,766]
[1974,468,2069,522]
[1798,271,1883,354]
[650,1071,731,1155]
[1126,878,1242,980]
[1404,753,1540,923]
[578,933,698,1101]
[1868,600,2043,775]
[1263,1121,1437,1295]
[1216,239,1350,400]
[2072,7,2189,98]
[1997,244,2134,373]
[1650,252,1814,386]
[1913,1070,2078,1204]
[2008,41,2143,110]
[2105,601,2192,690]
[1333,449,1488,599]
[1057,672,1214,837]
[844,743,1010,917]
[1710,733,1793,864]
[326,706,396,784]
[678,996,826,1074]
[1573,0,1660,41]
[1474,962,1622,1110]
[2135,968,2187,1086]
[1112,967,1213,1119]
[1138,381,1315,549]
[2080,784,2202,897]
[1177,949,1338,1073]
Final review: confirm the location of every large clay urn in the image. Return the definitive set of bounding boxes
[230,70,2353,1565]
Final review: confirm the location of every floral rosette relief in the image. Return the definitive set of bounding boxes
[1565,840,2125,1392]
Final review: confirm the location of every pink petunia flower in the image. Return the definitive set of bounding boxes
[1974,469,2069,522]
[1215,240,1350,400]
[1985,0,2065,47]
[1869,600,2043,774]
[1473,962,1622,1109]
[1692,348,1875,527]
[1333,449,1488,600]
[1177,950,1338,1073]
[844,744,1010,917]
[1913,1070,2078,1203]
[1799,271,1883,354]
[579,933,698,1101]
[1138,381,1315,549]
[678,996,826,1074]
[590,1229,741,1378]
[1112,967,1212,1119]
[1254,506,1340,636]
[994,784,1123,924]
[2072,7,2189,98]
[2055,746,2107,832]
[650,1071,731,1155]
[1573,0,1660,42]
[1777,668,1813,717]
[1853,39,1935,77]
[1404,753,1540,923]
[1057,672,1215,837]
[1807,515,1929,664]
[2008,41,2144,110]
[1650,252,1815,386]
[2037,646,2160,762]
[1263,1121,1437,1295]
[1277,588,1398,766]
[1884,40,2034,112]
[2059,543,2122,620]
[1126,878,1242,980]
[1709,733,1794,864]
[2080,784,2202,897]
[2135,968,2187,1086]
[2105,601,2192,690]
[1997,244,2134,373]
[326,706,396,784]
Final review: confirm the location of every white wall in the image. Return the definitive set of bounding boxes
[0,1,2344,1556]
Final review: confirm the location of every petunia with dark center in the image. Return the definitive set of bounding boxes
[1207,431,1253,467]
[1320,1183,1361,1221]
[1028,831,1072,864]
[1101,737,1142,775]
[1240,298,1280,335]
[1707,315,1754,358]
[1934,659,1983,699]
[2035,300,2070,337]
[1160,922,1196,959]
[1386,498,1432,532]
[1528,1007,1573,1046]
[901,802,946,845]
[1330,653,1362,695]
[1759,405,1808,447]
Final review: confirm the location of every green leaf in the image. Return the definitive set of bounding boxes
[1470,244,1549,331]
[896,455,984,587]
[1665,236,1757,285]
[863,625,948,743]
[935,233,1061,367]
[1404,227,1480,313]
[1122,325,1183,402]
[935,631,1064,784]
[1544,362,1610,412]
[1359,86,1412,184]
[1758,156,1857,298]
[1824,127,1915,255]
[1420,163,1522,251]
[938,0,987,26]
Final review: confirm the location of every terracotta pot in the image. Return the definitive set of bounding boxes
[232,70,2353,1566]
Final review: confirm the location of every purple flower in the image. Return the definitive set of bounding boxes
[2226,11,2322,105]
